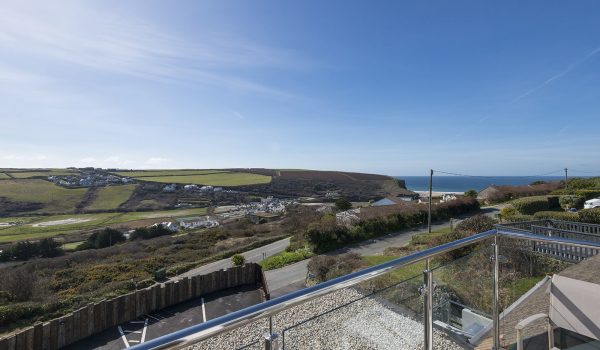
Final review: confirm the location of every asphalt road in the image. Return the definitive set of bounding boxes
[172,206,502,296]
[174,238,291,280]
[265,205,502,295]
[63,285,264,350]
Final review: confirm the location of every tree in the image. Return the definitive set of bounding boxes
[335,198,352,211]
[464,189,478,198]
[231,254,245,266]
[79,228,126,250]
[38,238,63,258]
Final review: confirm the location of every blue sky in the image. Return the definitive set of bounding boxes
[1,0,600,176]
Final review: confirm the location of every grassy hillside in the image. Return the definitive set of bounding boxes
[0,207,208,243]
[8,170,75,178]
[0,173,10,180]
[112,169,228,177]
[0,179,87,213]
[135,172,272,186]
[85,184,137,211]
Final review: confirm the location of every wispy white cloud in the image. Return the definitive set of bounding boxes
[511,46,600,103]
[0,1,308,97]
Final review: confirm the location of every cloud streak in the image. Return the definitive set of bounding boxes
[0,1,309,97]
[511,46,600,103]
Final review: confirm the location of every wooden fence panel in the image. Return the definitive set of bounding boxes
[0,264,263,350]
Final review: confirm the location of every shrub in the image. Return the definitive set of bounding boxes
[559,195,585,210]
[260,247,313,270]
[464,189,478,198]
[500,206,517,217]
[503,214,534,222]
[78,228,126,250]
[131,225,172,240]
[231,254,245,266]
[0,238,63,262]
[335,198,352,211]
[533,211,579,222]
[512,197,549,215]
[307,253,363,282]
[431,215,496,261]
[0,303,44,327]
[579,208,600,224]
[574,190,600,200]
[153,268,167,281]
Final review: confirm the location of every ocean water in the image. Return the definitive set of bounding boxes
[397,176,565,193]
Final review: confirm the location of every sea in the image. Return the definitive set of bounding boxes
[397,176,566,193]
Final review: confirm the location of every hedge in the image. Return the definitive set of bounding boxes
[512,197,550,215]
[574,190,600,200]
[504,214,534,223]
[579,208,600,224]
[533,211,580,222]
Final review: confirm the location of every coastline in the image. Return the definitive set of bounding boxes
[414,190,464,197]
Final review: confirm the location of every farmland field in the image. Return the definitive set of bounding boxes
[8,170,76,178]
[134,172,272,186]
[0,179,87,213]
[112,169,229,177]
[0,173,10,180]
[278,170,390,181]
[85,184,137,210]
[0,207,208,243]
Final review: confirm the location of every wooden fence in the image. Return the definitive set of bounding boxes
[0,263,264,350]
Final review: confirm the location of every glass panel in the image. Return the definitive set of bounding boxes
[431,244,494,349]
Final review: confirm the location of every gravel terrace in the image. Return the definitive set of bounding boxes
[189,288,465,350]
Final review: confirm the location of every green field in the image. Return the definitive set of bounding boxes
[85,184,137,211]
[0,207,208,243]
[113,170,229,177]
[8,170,75,179]
[0,179,87,213]
[135,172,272,186]
[0,173,10,180]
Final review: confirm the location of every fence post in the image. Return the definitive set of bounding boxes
[423,259,433,350]
[492,235,500,350]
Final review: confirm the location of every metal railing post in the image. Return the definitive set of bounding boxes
[492,235,501,350]
[263,316,280,350]
[423,259,433,350]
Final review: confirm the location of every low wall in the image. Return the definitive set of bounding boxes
[0,263,263,350]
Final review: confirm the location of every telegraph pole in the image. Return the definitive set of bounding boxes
[565,168,568,192]
[428,169,433,233]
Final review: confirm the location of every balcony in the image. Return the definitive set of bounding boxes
[127,221,600,350]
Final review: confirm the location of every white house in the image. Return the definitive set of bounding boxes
[162,184,177,193]
[177,216,219,229]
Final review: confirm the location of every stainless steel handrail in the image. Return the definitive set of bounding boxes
[128,229,600,350]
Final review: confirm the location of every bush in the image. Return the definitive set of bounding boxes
[335,198,352,211]
[78,228,126,250]
[260,247,313,270]
[464,189,478,198]
[0,238,63,262]
[533,211,580,222]
[307,253,363,282]
[559,195,585,210]
[431,215,496,261]
[579,208,600,224]
[574,190,600,200]
[503,214,534,222]
[307,198,479,253]
[131,225,172,240]
[231,254,245,266]
[0,303,44,327]
[512,197,550,215]
[153,268,167,281]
